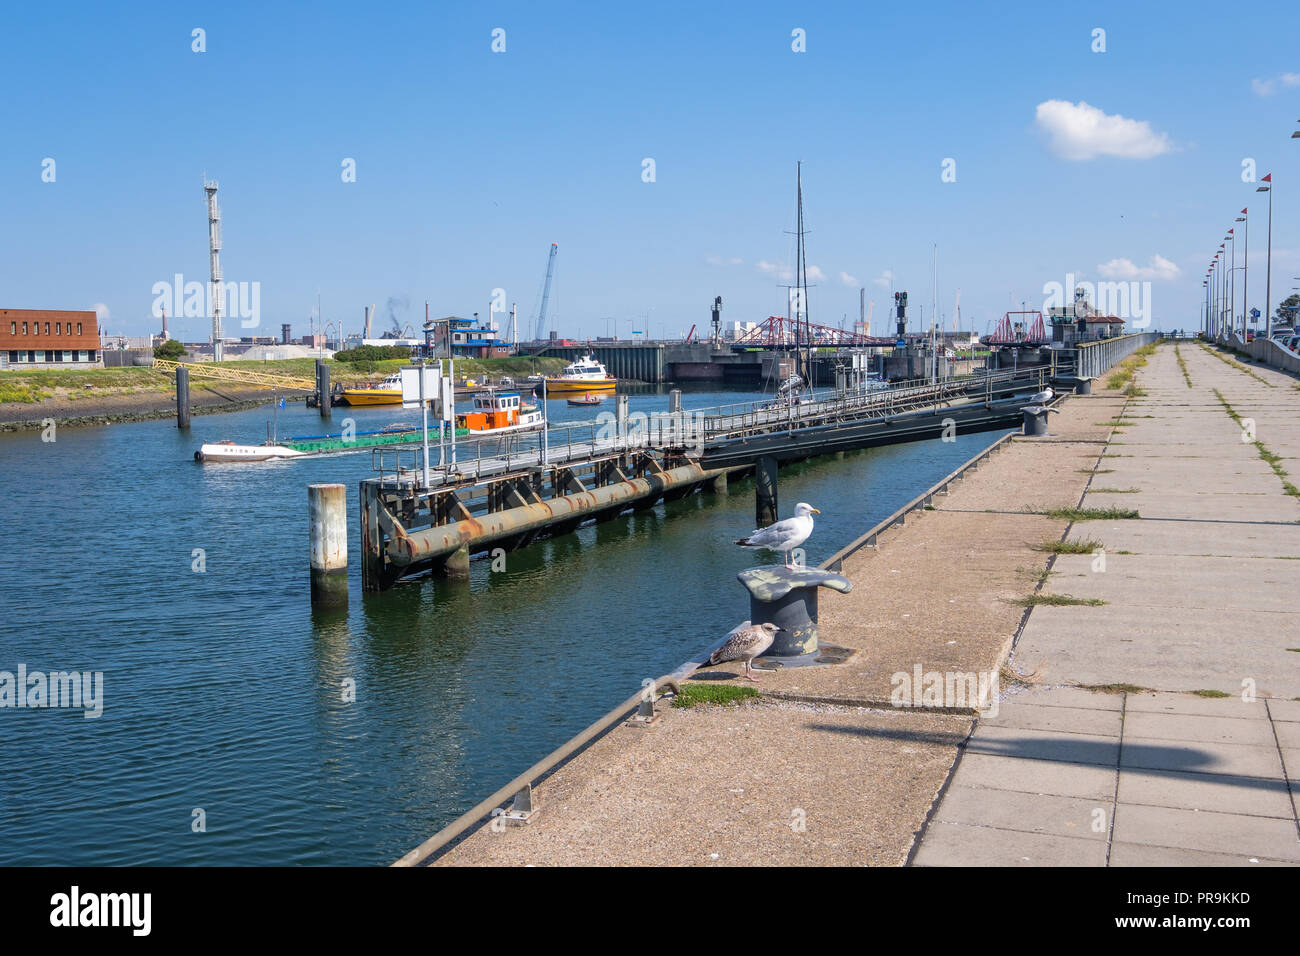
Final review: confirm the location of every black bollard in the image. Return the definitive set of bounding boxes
[1022,407,1049,436]
[737,566,853,665]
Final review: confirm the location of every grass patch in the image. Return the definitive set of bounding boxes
[672,683,760,708]
[1093,420,1126,427]
[1031,506,1140,520]
[1077,682,1152,695]
[1034,538,1105,554]
[0,382,49,403]
[1103,342,1157,390]
[1190,689,1232,699]
[1078,468,1115,474]
[1088,487,1141,494]
[1010,593,1107,607]
[1174,343,1193,388]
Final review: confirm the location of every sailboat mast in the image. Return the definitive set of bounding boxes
[796,162,810,384]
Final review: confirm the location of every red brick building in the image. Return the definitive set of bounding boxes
[0,309,101,368]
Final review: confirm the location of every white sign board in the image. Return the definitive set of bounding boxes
[400,365,441,411]
[440,377,455,423]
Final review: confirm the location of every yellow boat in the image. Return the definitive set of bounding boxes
[543,354,617,395]
[340,373,403,406]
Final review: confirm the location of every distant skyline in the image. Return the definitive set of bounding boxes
[2,1,1297,341]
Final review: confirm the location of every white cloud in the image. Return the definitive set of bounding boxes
[840,271,860,287]
[806,265,827,282]
[1034,100,1172,161]
[757,260,793,281]
[1251,72,1300,97]
[1096,254,1181,281]
[94,303,111,322]
[872,270,894,289]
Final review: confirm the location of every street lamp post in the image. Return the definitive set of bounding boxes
[1225,232,1235,339]
[1257,174,1273,338]
[1237,211,1248,337]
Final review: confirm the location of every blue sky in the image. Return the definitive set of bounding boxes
[1,0,1297,341]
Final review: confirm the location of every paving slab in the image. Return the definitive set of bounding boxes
[913,821,1108,866]
[1116,767,1295,817]
[1123,710,1278,746]
[949,752,1117,800]
[964,725,1119,766]
[1108,842,1294,866]
[1112,804,1300,861]
[1126,691,1270,718]
[1120,736,1284,779]
[981,701,1123,737]
[932,784,1106,839]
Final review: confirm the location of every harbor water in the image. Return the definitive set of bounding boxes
[0,386,1010,865]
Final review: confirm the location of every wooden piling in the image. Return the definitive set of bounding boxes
[756,455,778,527]
[176,365,190,429]
[316,359,332,419]
[309,483,348,606]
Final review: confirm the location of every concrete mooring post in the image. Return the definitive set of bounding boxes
[616,394,629,446]
[669,389,682,413]
[755,455,779,527]
[316,359,332,419]
[308,483,348,606]
[176,365,190,429]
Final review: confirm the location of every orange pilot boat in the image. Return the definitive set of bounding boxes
[457,390,545,436]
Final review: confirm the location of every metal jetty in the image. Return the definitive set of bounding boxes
[359,364,1050,590]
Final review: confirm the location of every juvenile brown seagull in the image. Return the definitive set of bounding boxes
[708,621,780,681]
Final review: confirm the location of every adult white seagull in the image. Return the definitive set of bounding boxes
[1027,386,1054,405]
[736,502,820,569]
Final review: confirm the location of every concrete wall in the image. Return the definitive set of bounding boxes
[1227,333,1300,376]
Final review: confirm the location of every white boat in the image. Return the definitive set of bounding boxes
[196,441,306,462]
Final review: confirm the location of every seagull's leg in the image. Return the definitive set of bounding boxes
[743,659,761,682]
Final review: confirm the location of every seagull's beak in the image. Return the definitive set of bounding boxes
[811,508,821,514]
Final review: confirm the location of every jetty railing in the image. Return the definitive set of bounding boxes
[1054,332,1162,380]
[372,365,1050,490]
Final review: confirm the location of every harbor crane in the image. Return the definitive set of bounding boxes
[533,242,559,341]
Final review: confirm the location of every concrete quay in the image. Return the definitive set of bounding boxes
[429,341,1299,866]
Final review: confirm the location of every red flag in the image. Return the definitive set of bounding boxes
[1228,229,1234,234]
[1241,208,1248,214]
[1261,174,1272,182]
